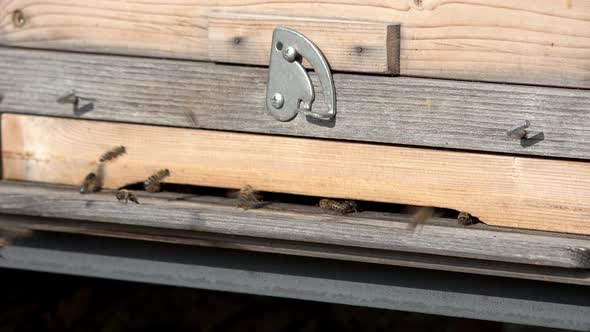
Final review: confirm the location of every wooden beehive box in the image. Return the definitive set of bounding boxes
[0,1,589,269]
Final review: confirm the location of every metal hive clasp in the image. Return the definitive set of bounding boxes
[266,27,336,122]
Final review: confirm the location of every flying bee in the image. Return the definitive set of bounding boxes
[100,146,126,163]
[319,199,358,214]
[144,169,171,192]
[457,211,478,226]
[237,185,263,210]
[116,189,139,204]
[80,172,101,194]
[407,206,435,231]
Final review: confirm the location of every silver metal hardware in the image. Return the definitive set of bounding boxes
[271,93,285,109]
[57,89,95,115]
[282,46,297,62]
[507,120,530,139]
[57,90,80,105]
[266,27,336,122]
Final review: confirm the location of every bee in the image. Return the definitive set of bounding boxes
[100,146,126,163]
[407,206,435,231]
[319,199,358,214]
[116,189,139,204]
[80,172,101,194]
[237,185,263,210]
[457,211,478,226]
[144,169,171,192]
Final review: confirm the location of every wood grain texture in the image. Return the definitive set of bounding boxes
[0,1,588,86]
[2,114,590,235]
[0,0,210,59]
[0,181,589,268]
[1,47,589,160]
[208,12,399,74]
[3,213,590,286]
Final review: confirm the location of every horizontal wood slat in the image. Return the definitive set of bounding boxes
[2,114,590,235]
[0,48,589,159]
[2,214,590,286]
[208,12,400,74]
[0,0,211,59]
[0,181,589,268]
[0,1,588,86]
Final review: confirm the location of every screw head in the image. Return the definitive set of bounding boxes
[282,46,297,62]
[271,93,284,109]
[12,10,25,28]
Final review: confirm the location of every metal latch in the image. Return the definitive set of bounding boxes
[266,27,336,122]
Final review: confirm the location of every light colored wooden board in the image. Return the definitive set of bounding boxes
[2,213,590,286]
[0,181,589,268]
[2,114,590,235]
[208,12,399,74]
[1,47,589,160]
[0,1,588,86]
[0,0,211,59]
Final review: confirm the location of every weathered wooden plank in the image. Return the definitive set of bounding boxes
[3,214,590,287]
[208,12,399,74]
[3,114,590,235]
[0,1,588,86]
[0,48,589,160]
[0,181,589,268]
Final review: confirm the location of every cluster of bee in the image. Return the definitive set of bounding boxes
[317,198,478,227]
[83,148,479,227]
[79,146,172,205]
[79,145,127,194]
[316,198,480,229]
[236,186,478,229]
[407,207,479,230]
[80,145,128,192]
[236,185,359,215]
[236,186,359,215]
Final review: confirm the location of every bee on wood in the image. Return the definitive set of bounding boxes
[80,172,101,194]
[116,189,139,204]
[237,185,263,210]
[100,146,126,163]
[407,206,435,231]
[319,199,358,214]
[457,211,478,226]
[144,169,171,192]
